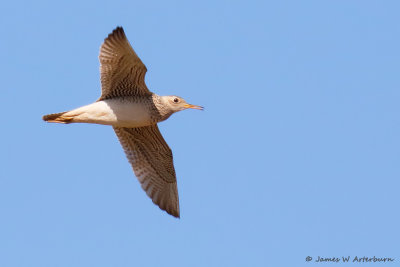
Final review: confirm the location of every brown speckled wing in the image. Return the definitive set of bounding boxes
[113,125,180,218]
[98,27,151,100]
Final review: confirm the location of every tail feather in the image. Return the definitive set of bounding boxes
[43,111,73,123]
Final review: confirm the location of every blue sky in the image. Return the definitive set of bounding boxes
[1,1,399,266]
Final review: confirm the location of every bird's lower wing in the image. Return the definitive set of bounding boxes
[113,125,180,218]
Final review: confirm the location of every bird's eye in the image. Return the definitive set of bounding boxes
[173,98,179,103]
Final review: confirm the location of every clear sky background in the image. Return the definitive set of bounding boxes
[1,1,399,266]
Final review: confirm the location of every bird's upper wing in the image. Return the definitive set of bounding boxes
[98,27,151,100]
[113,125,180,218]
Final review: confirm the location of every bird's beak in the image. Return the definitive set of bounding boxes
[184,104,204,110]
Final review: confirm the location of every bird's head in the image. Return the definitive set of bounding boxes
[161,95,203,112]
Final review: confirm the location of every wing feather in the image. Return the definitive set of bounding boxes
[98,27,151,100]
[113,125,180,218]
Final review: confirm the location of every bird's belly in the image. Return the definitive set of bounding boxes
[67,99,155,127]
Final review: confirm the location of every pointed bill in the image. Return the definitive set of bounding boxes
[183,104,204,110]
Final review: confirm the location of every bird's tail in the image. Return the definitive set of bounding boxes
[42,111,74,123]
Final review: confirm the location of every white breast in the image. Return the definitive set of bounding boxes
[64,99,154,127]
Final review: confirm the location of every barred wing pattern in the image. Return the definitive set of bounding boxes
[99,27,151,100]
[113,125,180,218]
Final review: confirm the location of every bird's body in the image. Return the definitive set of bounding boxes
[44,95,172,127]
[43,27,202,218]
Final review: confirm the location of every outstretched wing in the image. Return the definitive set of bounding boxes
[98,26,151,100]
[113,125,180,218]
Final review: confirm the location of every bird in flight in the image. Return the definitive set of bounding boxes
[43,26,203,218]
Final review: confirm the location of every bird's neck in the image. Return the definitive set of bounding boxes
[151,94,174,122]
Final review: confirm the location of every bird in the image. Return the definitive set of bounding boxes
[43,26,203,218]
